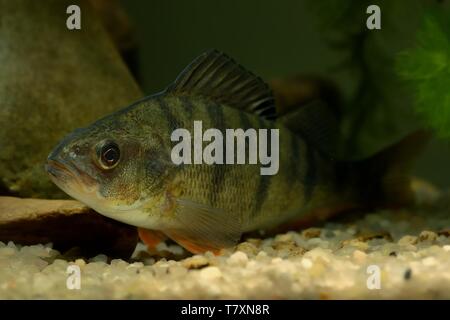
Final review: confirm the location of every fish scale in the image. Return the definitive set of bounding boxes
[160,93,334,231]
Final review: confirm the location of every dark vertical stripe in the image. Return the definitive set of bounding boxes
[292,128,317,205]
[252,175,271,218]
[239,111,253,130]
[178,95,194,120]
[158,96,181,132]
[206,103,227,206]
[207,102,226,130]
[287,134,300,187]
[251,123,272,218]
[303,140,317,204]
[238,112,253,165]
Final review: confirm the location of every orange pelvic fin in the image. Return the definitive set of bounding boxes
[138,228,167,250]
[163,230,222,255]
[160,198,241,255]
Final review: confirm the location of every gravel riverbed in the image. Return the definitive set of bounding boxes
[1,195,449,299]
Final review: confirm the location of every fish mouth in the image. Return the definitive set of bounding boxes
[46,159,75,185]
[45,158,97,193]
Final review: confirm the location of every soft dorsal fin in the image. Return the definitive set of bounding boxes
[165,49,277,120]
[278,99,339,158]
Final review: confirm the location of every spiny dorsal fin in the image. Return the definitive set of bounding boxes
[278,99,339,158]
[165,49,277,120]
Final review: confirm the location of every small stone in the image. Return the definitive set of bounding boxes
[352,250,367,263]
[0,247,15,256]
[404,268,412,280]
[169,265,188,276]
[418,231,438,242]
[323,230,335,238]
[200,266,222,280]
[90,254,108,263]
[245,238,262,246]
[273,240,298,251]
[143,258,156,266]
[128,262,144,269]
[443,245,450,252]
[75,258,86,267]
[228,251,248,266]
[301,228,322,239]
[398,235,418,246]
[301,258,313,269]
[305,247,332,262]
[262,246,275,255]
[182,255,209,270]
[275,233,294,242]
[236,242,259,256]
[422,257,437,267]
[307,238,329,248]
[341,239,369,251]
[358,232,392,242]
[271,257,283,264]
[110,259,128,268]
[256,251,268,260]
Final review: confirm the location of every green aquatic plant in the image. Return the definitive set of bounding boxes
[305,0,428,157]
[397,13,450,139]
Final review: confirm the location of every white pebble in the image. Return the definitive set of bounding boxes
[398,235,418,246]
[422,257,437,266]
[90,254,108,263]
[256,251,268,259]
[228,251,248,266]
[200,267,222,280]
[0,247,15,256]
[419,231,438,242]
[352,250,367,263]
[271,257,283,264]
[75,259,86,267]
[301,258,313,269]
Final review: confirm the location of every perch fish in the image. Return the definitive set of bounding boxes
[46,50,428,254]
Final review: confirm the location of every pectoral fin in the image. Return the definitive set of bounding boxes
[162,199,241,255]
[138,228,168,250]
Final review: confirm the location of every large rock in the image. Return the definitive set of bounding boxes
[90,0,140,81]
[0,0,142,198]
[0,197,138,259]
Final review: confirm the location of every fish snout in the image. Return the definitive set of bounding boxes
[45,157,69,181]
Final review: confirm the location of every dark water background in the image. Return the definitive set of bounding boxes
[120,0,450,189]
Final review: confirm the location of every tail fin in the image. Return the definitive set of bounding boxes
[348,130,431,208]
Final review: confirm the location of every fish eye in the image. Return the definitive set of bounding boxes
[99,142,120,169]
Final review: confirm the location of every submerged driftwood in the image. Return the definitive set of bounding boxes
[0,0,142,198]
[0,197,138,258]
